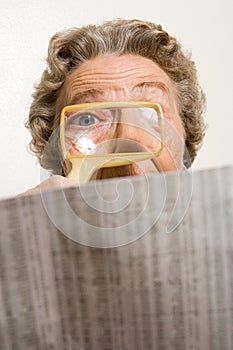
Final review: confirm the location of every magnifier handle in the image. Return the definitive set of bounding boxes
[67,152,161,184]
[67,158,90,183]
[67,156,131,183]
[67,157,109,183]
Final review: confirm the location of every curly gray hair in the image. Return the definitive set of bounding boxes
[26,18,206,172]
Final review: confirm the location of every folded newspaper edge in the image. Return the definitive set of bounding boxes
[0,165,232,349]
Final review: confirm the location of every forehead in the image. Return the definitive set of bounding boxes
[60,54,177,104]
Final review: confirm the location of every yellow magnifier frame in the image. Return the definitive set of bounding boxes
[60,101,164,182]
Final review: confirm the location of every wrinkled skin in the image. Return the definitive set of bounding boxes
[21,54,185,195]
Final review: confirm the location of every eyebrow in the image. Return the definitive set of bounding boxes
[69,81,170,104]
[133,81,170,95]
[70,89,105,104]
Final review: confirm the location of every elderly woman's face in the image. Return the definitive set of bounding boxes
[60,54,185,179]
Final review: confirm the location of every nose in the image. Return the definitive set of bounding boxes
[113,139,149,153]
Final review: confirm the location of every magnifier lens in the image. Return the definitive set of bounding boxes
[63,106,162,157]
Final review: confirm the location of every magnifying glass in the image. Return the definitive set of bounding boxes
[60,101,164,183]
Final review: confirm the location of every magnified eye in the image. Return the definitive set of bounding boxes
[71,113,99,127]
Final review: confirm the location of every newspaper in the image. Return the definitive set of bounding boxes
[0,166,232,350]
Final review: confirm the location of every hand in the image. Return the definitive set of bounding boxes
[18,175,78,197]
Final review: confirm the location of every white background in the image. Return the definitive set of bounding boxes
[0,0,232,199]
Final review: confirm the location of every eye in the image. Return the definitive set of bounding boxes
[70,113,99,127]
